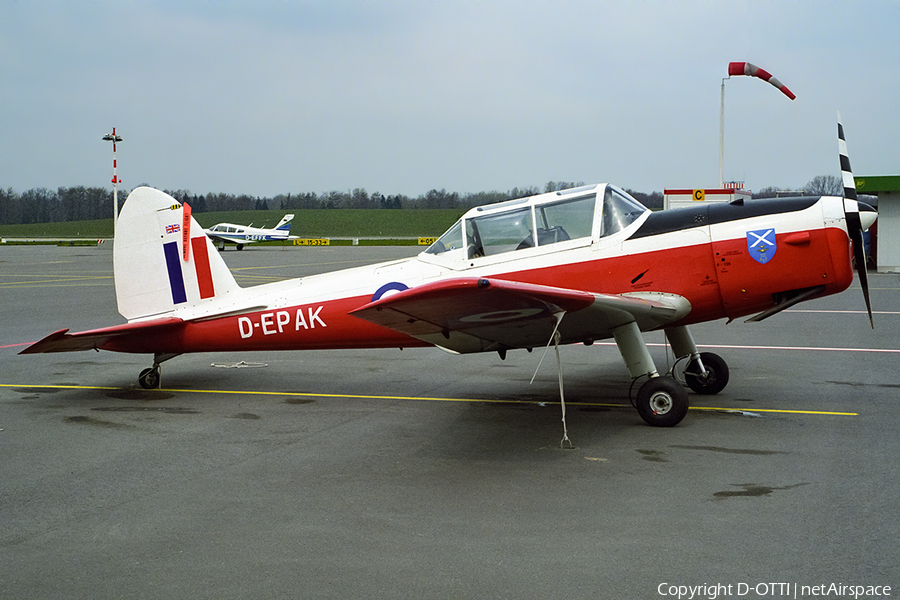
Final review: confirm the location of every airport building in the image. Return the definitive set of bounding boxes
[663,185,751,210]
[856,175,899,273]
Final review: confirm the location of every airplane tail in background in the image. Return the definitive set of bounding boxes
[275,214,294,232]
[114,187,242,321]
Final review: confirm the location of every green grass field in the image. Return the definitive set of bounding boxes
[0,208,464,241]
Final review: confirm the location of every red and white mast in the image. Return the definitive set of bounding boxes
[102,128,123,233]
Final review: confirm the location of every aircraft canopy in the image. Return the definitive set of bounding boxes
[424,184,647,261]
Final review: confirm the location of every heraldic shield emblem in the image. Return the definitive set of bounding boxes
[747,228,777,264]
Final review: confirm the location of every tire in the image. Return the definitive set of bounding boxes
[635,377,688,427]
[684,352,729,395]
[139,367,160,389]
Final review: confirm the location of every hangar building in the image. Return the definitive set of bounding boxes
[856,175,899,273]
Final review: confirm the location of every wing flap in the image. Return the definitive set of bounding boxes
[350,278,690,353]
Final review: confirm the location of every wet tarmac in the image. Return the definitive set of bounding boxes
[2,244,898,598]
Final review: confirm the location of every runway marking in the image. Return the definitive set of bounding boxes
[1,383,119,391]
[0,275,113,288]
[696,344,900,354]
[595,342,900,354]
[688,406,857,416]
[0,383,858,416]
[229,259,384,273]
[786,309,900,315]
[0,281,114,289]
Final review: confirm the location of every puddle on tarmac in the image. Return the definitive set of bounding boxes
[230,412,261,420]
[672,445,786,456]
[713,482,809,499]
[103,390,176,401]
[91,406,198,414]
[64,416,133,429]
[636,449,668,462]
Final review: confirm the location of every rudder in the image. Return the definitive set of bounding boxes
[114,187,242,321]
[275,214,294,232]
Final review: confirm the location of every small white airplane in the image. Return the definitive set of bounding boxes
[204,214,297,250]
[21,118,876,430]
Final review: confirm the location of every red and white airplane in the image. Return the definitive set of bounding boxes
[21,120,876,427]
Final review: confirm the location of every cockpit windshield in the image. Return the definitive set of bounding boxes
[601,186,647,236]
[424,220,464,256]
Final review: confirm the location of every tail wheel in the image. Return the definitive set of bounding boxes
[684,352,729,395]
[635,377,688,427]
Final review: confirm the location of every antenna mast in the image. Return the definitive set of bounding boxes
[102,128,123,233]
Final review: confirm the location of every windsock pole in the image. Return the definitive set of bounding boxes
[720,62,795,189]
[719,78,726,188]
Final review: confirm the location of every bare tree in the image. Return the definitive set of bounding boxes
[804,175,842,196]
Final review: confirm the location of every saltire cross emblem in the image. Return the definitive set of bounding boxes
[747,228,777,264]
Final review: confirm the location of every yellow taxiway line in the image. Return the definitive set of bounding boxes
[0,383,858,416]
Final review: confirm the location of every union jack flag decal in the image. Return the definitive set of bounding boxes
[166,224,181,235]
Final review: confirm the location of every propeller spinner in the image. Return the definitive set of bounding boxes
[837,113,874,328]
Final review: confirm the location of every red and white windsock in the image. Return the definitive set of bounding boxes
[727,62,796,100]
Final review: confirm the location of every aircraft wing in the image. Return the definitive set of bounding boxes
[349,277,690,354]
[204,232,227,244]
[19,318,185,354]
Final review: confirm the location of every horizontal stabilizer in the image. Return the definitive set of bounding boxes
[19,318,184,355]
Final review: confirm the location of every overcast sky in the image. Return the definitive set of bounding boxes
[2,1,898,199]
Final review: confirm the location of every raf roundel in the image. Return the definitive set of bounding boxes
[371,281,410,302]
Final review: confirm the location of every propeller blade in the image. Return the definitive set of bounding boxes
[838,114,873,328]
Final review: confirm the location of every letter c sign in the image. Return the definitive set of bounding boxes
[693,189,705,201]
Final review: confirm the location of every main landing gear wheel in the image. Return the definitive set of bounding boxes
[684,352,729,395]
[138,367,160,389]
[635,377,688,427]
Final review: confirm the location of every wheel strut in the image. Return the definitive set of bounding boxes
[612,321,689,427]
[665,326,730,395]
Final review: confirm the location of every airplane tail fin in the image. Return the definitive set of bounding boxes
[275,214,294,232]
[114,187,242,321]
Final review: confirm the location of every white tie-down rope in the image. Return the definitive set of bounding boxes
[530,312,573,449]
[210,361,269,369]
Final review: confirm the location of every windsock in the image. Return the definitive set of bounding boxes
[728,62,796,100]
